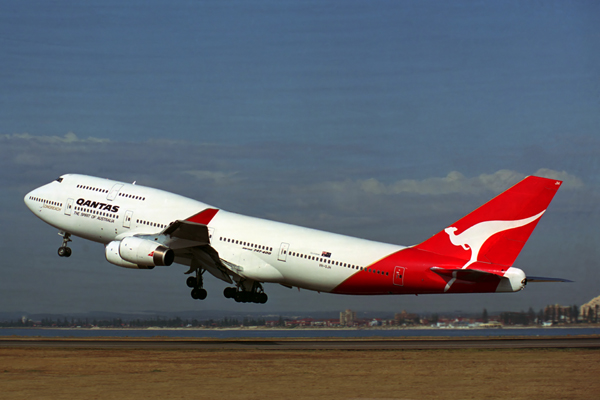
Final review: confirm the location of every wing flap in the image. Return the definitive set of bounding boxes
[190,246,235,284]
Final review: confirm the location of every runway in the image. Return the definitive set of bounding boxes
[2,336,599,350]
[3,336,600,399]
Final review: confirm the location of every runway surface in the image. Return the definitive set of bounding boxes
[1,336,599,350]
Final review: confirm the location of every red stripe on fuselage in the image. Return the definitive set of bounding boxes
[186,208,219,225]
[331,247,502,295]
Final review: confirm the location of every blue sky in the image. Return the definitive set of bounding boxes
[1,1,599,315]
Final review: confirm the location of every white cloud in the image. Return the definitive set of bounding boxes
[13,152,43,166]
[533,168,584,190]
[0,132,111,168]
[310,169,583,197]
[0,132,109,144]
[183,170,239,184]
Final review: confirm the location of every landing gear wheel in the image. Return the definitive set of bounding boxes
[233,292,243,303]
[257,293,268,304]
[58,247,72,257]
[191,288,207,300]
[186,269,206,300]
[58,232,72,258]
[229,281,268,304]
[186,276,197,288]
[234,291,253,303]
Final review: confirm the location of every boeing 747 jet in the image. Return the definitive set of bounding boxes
[24,174,568,304]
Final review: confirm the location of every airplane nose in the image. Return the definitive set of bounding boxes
[24,189,39,212]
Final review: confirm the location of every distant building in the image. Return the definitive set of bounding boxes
[544,304,577,324]
[340,309,356,326]
[581,295,600,322]
[284,318,314,327]
[479,321,502,328]
[394,310,419,326]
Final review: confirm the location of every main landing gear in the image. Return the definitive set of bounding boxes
[186,270,207,300]
[223,282,268,304]
[57,232,72,258]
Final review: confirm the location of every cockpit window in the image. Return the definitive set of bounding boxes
[55,177,63,183]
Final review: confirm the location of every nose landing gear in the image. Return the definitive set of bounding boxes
[57,232,72,257]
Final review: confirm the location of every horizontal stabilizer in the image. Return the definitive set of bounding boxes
[526,276,573,283]
[430,267,502,283]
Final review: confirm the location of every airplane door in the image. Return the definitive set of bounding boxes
[277,243,290,262]
[65,198,74,216]
[393,266,405,286]
[124,210,133,228]
[107,184,123,201]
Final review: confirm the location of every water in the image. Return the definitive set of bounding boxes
[2,327,600,339]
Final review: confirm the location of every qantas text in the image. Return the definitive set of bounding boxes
[76,198,120,213]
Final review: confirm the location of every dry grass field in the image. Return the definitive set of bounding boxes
[1,346,599,399]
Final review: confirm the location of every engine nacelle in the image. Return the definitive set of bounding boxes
[105,241,146,269]
[104,237,174,269]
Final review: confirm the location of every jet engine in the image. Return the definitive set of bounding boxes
[105,237,174,269]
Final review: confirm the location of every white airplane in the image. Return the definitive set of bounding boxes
[24,174,569,304]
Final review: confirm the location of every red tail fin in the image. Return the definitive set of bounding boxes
[415,176,561,268]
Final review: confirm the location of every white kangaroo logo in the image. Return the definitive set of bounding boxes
[444,210,545,269]
[442,211,545,292]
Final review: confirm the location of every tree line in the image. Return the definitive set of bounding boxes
[0,316,284,328]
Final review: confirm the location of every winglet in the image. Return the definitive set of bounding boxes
[186,208,219,225]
